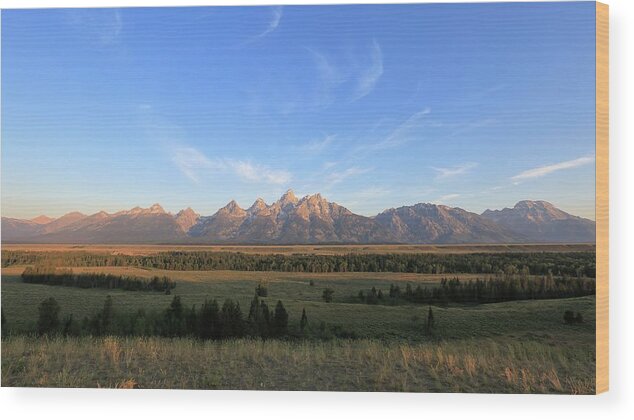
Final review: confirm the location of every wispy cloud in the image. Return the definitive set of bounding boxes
[431,162,478,179]
[307,48,346,107]
[171,146,291,185]
[254,6,283,39]
[433,194,461,204]
[302,135,335,153]
[227,160,291,185]
[511,155,595,182]
[352,40,383,101]
[65,9,123,46]
[450,118,496,137]
[326,166,372,186]
[364,107,431,152]
[172,147,219,183]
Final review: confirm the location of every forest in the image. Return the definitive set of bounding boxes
[21,266,175,292]
[355,274,595,305]
[1,250,596,277]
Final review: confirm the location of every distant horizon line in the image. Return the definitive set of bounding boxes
[1,189,596,222]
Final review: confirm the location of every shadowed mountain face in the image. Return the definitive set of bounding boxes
[1,193,595,244]
[481,200,596,243]
[375,203,521,244]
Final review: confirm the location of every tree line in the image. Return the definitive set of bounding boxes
[2,250,596,277]
[29,293,293,339]
[356,273,595,305]
[21,266,175,293]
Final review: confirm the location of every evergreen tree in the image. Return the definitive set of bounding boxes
[1,308,7,337]
[300,308,308,332]
[256,282,268,297]
[165,295,185,336]
[185,305,198,336]
[37,297,60,335]
[199,299,220,339]
[101,295,114,334]
[272,300,289,336]
[220,299,244,337]
[62,313,79,336]
[425,306,435,335]
[322,288,334,303]
[248,294,261,322]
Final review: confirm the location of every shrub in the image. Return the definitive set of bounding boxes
[563,310,576,325]
[322,288,334,303]
[37,297,60,335]
[256,282,268,297]
[575,312,584,324]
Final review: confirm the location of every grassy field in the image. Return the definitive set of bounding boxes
[1,265,594,343]
[1,247,596,392]
[1,243,595,256]
[1,335,595,393]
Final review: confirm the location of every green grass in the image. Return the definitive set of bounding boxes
[1,264,596,392]
[1,266,595,344]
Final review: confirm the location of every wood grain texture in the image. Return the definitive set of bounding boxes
[595,1,609,395]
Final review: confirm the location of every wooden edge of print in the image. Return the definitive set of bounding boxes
[595,1,609,395]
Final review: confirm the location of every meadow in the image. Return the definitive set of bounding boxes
[0,247,596,392]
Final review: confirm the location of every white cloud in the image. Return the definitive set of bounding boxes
[431,162,478,179]
[303,135,335,153]
[365,107,431,151]
[326,166,372,186]
[433,194,461,204]
[511,155,595,182]
[171,146,291,185]
[352,40,383,101]
[172,147,218,183]
[254,6,283,39]
[228,160,291,185]
[307,48,346,107]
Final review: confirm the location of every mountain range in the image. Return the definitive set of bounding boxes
[1,190,596,244]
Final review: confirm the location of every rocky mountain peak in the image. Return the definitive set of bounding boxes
[219,200,246,216]
[248,198,268,213]
[148,203,166,214]
[31,215,54,225]
[278,189,298,206]
[175,207,200,232]
[176,207,197,217]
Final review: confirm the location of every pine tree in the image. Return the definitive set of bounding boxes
[62,313,78,336]
[300,308,308,332]
[273,300,289,336]
[165,295,184,336]
[101,295,114,334]
[425,306,435,336]
[185,305,198,336]
[322,288,334,303]
[199,299,220,339]
[37,297,60,335]
[1,308,7,337]
[256,282,268,297]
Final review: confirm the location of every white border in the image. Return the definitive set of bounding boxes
[1,1,633,419]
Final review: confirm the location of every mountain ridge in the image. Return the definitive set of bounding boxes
[1,191,596,244]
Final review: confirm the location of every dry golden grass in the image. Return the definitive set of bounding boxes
[1,335,595,393]
[1,243,595,256]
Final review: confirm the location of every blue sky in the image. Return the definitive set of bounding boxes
[1,3,597,219]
